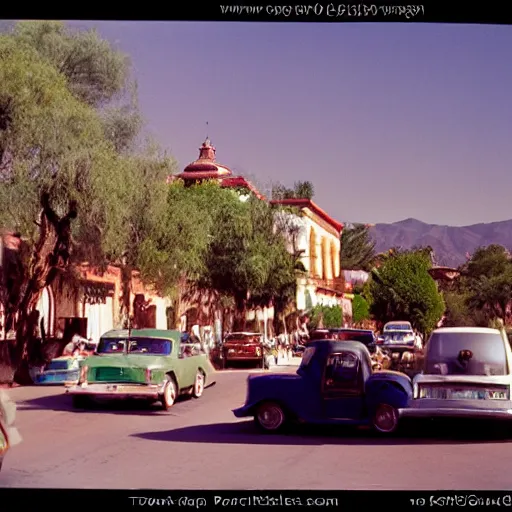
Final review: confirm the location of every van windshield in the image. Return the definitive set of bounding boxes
[425,332,508,376]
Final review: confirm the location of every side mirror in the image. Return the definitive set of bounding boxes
[0,423,9,455]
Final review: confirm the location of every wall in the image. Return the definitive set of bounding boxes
[273,209,341,281]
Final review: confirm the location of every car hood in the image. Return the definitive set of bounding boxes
[83,354,169,370]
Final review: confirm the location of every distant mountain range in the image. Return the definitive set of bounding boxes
[368,218,512,268]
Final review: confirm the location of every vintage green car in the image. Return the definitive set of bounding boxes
[66,329,216,410]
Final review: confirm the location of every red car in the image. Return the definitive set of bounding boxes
[221,332,269,369]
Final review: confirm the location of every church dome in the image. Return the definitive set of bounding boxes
[181,138,232,177]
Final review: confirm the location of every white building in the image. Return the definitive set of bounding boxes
[271,198,351,320]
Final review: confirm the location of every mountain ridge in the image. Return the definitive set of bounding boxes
[367,218,512,268]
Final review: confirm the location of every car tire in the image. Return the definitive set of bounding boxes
[254,401,287,433]
[191,371,205,399]
[160,376,178,411]
[72,395,90,409]
[372,403,400,435]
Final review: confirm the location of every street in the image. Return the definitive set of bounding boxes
[1,363,512,490]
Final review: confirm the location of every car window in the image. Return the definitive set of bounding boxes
[324,352,360,391]
[301,346,316,366]
[425,331,507,376]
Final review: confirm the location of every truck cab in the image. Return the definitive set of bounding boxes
[233,339,412,435]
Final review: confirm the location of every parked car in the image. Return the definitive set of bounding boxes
[402,327,512,423]
[221,332,269,369]
[233,339,412,435]
[29,354,86,386]
[379,322,422,376]
[0,390,22,472]
[67,329,216,410]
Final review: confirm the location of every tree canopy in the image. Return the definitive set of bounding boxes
[271,180,314,200]
[340,223,376,271]
[352,293,370,325]
[0,22,174,380]
[369,249,444,334]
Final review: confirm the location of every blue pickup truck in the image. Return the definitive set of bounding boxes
[233,339,413,435]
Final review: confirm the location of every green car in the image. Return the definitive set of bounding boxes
[66,329,216,410]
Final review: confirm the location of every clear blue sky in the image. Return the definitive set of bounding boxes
[69,22,512,227]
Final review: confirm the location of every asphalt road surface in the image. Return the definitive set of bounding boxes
[1,361,512,490]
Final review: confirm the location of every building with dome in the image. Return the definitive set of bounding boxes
[171,138,264,200]
[170,138,351,335]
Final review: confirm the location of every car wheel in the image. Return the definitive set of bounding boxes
[160,376,178,411]
[191,371,205,399]
[372,403,399,435]
[254,401,287,433]
[72,395,90,409]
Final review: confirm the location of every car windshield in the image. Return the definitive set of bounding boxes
[225,334,260,343]
[384,323,412,332]
[336,331,374,347]
[425,332,508,376]
[97,337,171,355]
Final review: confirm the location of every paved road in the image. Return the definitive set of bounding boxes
[1,361,512,490]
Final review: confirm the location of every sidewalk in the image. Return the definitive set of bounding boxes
[268,355,301,371]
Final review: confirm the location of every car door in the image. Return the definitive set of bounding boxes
[322,352,365,420]
[176,343,199,389]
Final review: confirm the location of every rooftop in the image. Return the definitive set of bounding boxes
[270,198,343,234]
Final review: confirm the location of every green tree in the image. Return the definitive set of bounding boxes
[309,304,342,329]
[352,294,370,324]
[0,25,174,382]
[340,223,376,271]
[136,180,230,321]
[463,245,512,325]
[271,180,314,200]
[8,21,142,153]
[369,249,444,335]
[442,291,484,327]
[193,192,298,331]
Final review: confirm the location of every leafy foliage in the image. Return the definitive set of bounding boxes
[461,245,512,324]
[0,22,175,379]
[309,304,342,329]
[271,180,314,200]
[340,224,376,271]
[369,249,444,334]
[352,294,370,324]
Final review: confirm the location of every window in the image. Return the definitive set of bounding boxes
[425,332,507,376]
[324,352,361,392]
[301,346,316,366]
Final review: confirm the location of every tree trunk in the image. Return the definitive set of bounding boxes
[5,192,77,384]
[119,264,132,329]
[233,293,247,331]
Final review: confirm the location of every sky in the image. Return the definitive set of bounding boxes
[67,21,512,227]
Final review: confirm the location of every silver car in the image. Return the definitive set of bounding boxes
[401,327,512,421]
